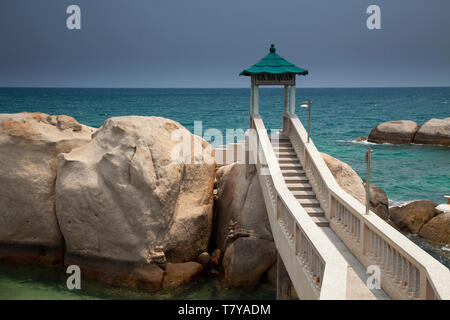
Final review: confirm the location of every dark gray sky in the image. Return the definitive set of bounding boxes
[1,0,449,88]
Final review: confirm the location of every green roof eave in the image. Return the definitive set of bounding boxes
[239,44,308,76]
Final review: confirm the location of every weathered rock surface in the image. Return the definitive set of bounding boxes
[213,163,273,249]
[364,183,389,220]
[162,262,203,290]
[320,153,366,204]
[0,112,94,265]
[213,163,276,287]
[389,200,438,234]
[414,118,450,146]
[196,252,211,268]
[419,213,450,245]
[321,153,391,220]
[368,120,420,144]
[55,116,215,268]
[221,237,277,287]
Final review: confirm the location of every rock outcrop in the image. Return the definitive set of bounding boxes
[368,120,420,144]
[320,153,366,204]
[162,262,204,290]
[364,183,389,220]
[321,153,391,220]
[419,213,450,245]
[213,163,276,287]
[222,237,277,287]
[414,118,450,146]
[389,200,438,234]
[0,112,94,265]
[55,116,215,274]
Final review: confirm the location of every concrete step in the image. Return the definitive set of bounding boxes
[311,216,329,227]
[286,182,313,191]
[276,152,297,158]
[304,206,325,216]
[273,146,294,151]
[278,157,299,163]
[297,198,320,207]
[271,140,292,148]
[281,170,307,177]
[290,190,316,198]
[279,163,302,169]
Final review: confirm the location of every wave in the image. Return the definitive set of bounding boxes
[337,139,377,145]
[388,199,418,208]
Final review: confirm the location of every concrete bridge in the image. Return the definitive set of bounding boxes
[214,45,450,300]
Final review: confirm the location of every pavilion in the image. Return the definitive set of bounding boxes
[240,44,308,116]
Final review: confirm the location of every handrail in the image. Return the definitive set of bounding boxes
[284,113,450,300]
[250,113,348,300]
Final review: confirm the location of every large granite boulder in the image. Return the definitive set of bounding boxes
[213,163,273,249]
[419,213,450,245]
[368,120,420,144]
[321,153,390,220]
[414,118,450,146]
[213,163,276,287]
[222,237,277,287]
[320,152,366,204]
[0,112,94,265]
[55,116,215,274]
[389,200,438,234]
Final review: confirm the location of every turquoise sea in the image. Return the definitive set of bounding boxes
[0,87,449,299]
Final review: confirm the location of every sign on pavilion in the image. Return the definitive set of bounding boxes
[240,44,308,115]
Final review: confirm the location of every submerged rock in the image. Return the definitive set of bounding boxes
[0,112,94,265]
[355,136,367,142]
[55,116,215,272]
[162,262,203,290]
[389,200,438,234]
[414,118,450,146]
[368,120,420,144]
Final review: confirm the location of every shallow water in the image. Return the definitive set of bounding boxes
[0,263,275,300]
[0,87,449,299]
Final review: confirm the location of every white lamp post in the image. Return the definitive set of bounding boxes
[301,100,311,143]
[365,147,373,215]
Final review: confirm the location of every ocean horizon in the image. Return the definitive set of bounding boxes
[1,86,448,205]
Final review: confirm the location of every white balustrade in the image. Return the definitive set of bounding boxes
[283,113,450,300]
[251,114,348,300]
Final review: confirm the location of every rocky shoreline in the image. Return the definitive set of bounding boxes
[357,118,450,146]
[0,112,448,293]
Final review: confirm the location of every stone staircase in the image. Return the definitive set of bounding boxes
[271,134,329,227]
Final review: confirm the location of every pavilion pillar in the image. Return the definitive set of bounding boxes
[284,85,289,114]
[289,85,296,114]
[253,83,259,115]
[250,77,255,113]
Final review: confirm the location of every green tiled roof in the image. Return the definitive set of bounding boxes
[240,44,308,76]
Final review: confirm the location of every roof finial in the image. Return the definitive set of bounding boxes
[270,44,276,53]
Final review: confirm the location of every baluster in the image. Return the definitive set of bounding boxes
[409,265,415,295]
[414,268,420,298]
[396,253,401,283]
[405,262,410,291]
